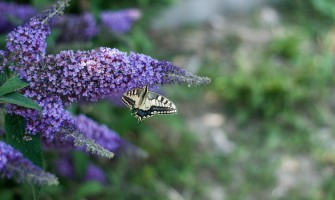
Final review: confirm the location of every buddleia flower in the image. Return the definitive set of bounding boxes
[0,141,58,185]
[55,156,107,184]
[54,156,74,178]
[84,164,107,184]
[100,8,141,33]
[44,114,136,157]
[0,2,36,33]
[2,0,210,160]
[2,0,112,158]
[54,12,99,42]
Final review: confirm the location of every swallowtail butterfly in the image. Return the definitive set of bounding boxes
[122,86,177,124]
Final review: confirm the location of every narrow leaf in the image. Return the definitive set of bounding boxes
[0,76,29,96]
[0,92,42,112]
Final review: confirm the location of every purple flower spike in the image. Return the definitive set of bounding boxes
[55,157,107,184]
[7,45,209,151]
[84,164,107,184]
[44,114,123,153]
[55,12,99,42]
[6,97,74,140]
[0,2,36,33]
[0,141,58,185]
[54,156,75,178]
[21,47,209,105]
[100,8,141,33]
[6,17,50,68]
[75,115,122,152]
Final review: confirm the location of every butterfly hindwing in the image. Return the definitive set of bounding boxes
[122,86,177,123]
[145,91,177,115]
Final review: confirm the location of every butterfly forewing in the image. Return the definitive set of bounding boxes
[121,88,142,108]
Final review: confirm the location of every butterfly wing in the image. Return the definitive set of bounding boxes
[145,91,178,115]
[121,88,143,109]
[122,87,177,123]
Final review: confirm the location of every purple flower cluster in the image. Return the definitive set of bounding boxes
[2,0,209,161]
[5,25,209,144]
[54,156,74,178]
[75,115,122,152]
[25,47,208,105]
[100,8,141,33]
[84,164,107,184]
[7,98,74,142]
[0,2,141,41]
[6,17,50,68]
[0,0,211,187]
[55,156,107,184]
[0,2,36,33]
[44,114,124,154]
[55,12,99,42]
[0,141,58,185]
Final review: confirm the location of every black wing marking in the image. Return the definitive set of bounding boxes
[122,88,144,108]
[150,105,177,115]
[122,87,177,123]
[146,91,177,114]
[121,96,135,108]
[136,109,155,118]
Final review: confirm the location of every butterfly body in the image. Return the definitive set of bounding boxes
[122,86,177,124]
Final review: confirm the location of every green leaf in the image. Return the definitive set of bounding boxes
[5,114,44,200]
[73,152,89,179]
[0,92,42,112]
[5,114,43,167]
[0,76,29,96]
[31,0,51,8]
[0,189,13,200]
[0,73,7,87]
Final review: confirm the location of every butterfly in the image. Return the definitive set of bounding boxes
[122,86,177,124]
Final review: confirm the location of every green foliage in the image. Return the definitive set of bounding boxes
[74,181,104,200]
[5,114,43,168]
[5,114,44,199]
[0,74,41,111]
[72,152,89,179]
[0,92,42,112]
[0,76,29,96]
[213,27,334,129]
[271,0,335,33]
[312,0,335,21]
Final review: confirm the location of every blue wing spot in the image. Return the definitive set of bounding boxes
[137,109,152,117]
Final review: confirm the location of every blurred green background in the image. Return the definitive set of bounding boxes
[2,0,335,199]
